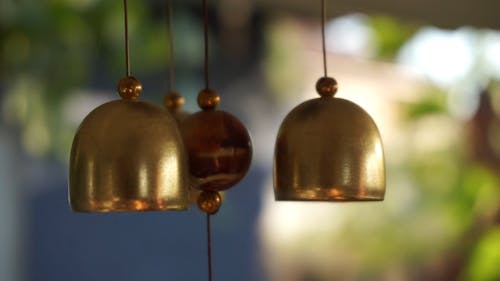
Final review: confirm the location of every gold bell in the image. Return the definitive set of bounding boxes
[69,76,189,212]
[273,77,385,201]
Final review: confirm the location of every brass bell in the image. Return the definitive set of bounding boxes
[69,76,189,212]
[273,77,385,201]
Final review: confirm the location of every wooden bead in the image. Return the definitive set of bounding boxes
[164,92,185,112]
[117,76,142,100]
[316,77,338,97]
[197,190,222,214]
[197,88,220,110]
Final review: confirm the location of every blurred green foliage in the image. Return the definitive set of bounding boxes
[464,227,500,281]
[370,15,418,59]
[403,89,448,120]
[0,0,202,159]
[263,17,305,103]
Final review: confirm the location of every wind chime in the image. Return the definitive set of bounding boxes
[179,0,253,280]
[68,0,384,280]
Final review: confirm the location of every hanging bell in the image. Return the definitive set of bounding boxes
[273,77,385,201]
[69,76,189,212]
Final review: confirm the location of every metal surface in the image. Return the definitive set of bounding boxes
[69,99,189,212]
[274,97,385,201]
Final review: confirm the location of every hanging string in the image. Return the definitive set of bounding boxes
[166,0,175,92]
[202,0,210,89]
[123,0,131,76]
[206,213,213,281]
[202,1,214,276]
[321,0,327,77]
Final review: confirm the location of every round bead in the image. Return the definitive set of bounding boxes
[197,190,222,214]
[181,110,252,191]
[316,76,338,97]
[197,88,220,110]
[164,92,185,112]
[117,76,142,100]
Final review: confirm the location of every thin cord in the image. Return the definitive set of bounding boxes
[166,0,175,92]
[321,0,327,77]
[123,0,131,77]
[202,0,210,89]
[206,213,213,281]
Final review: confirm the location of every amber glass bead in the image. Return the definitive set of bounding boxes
[117,76,142,100]
[197,190,222,214]
[316,76,338,97]
[197,88,220,110]
[181,110,252,191]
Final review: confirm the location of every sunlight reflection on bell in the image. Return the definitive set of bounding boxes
[273,77,385,201]
[69,77,189,212]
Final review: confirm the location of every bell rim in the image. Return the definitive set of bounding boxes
[273,195,385,202]
[70,206,190,213]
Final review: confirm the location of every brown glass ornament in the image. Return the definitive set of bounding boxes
[180,92,252,191]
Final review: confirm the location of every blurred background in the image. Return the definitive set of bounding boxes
[1,0,499,280]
